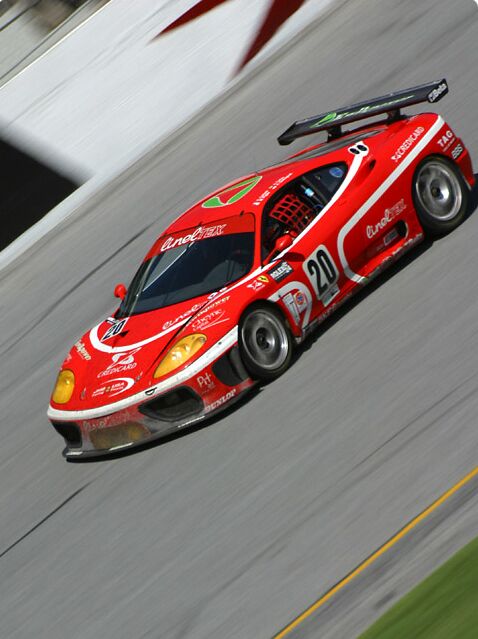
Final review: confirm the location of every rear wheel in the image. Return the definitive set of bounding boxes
[413,156,468,236]
[239,304,293,381]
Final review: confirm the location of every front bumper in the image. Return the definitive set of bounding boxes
[49,336,254,459]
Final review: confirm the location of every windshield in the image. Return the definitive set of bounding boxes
[118,216,254,317]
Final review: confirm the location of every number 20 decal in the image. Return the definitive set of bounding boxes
[101,318,128,341]
[303,245,340,307]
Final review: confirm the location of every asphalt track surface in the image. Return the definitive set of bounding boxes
[2,1,478,637]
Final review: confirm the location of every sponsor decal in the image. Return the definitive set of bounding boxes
[80,407,138,432]
[428,81,448,103]
[97,348,141,378]
[294,291,307,312]
[202,176,262,208]
[205,389,237,413]
[196,372,216,392]
[252,173,293,206]
[92,377,135,398]
[391,127,425,163]
[384,227,400,246]
[162,304,203,331]
[303,245,340,306]
[312,96,414,128]
[366,226,402,260]
[366,198,407,239]
[144,387,157,396]
[207,287,227,300]
[366,234,423,282]
[269,281,313,329]
[101,318,128,342]
[196,295,230,317]
[338,116,444,285]
[191,309,228,331]
[436,129,456,151]
[329,166,344,179]
[258,275,270,283]
[321,284,340,307]
[451,143,464,160]
[269,261,293,282]
[283,292,300,325]
[247,279,266,292]
[75,339,92,361]
[161,224,226,252]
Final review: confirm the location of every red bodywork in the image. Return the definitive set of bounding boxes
[48,112,475,457]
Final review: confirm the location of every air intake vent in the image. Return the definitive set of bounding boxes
[139,387,203,422]
[51,421,82,447]
[212,346,249,386]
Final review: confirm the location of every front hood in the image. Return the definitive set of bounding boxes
[53,292,238,410]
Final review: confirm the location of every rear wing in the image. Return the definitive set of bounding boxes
[277,79,448,145]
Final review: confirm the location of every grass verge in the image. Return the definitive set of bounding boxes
[359,535,478,639]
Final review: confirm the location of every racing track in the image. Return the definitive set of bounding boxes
[2,1,478,637]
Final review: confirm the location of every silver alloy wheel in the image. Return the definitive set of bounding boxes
[240,310,289,371]
[415,160,463,222]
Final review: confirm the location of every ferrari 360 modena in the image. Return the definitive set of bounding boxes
[48,79,475,457]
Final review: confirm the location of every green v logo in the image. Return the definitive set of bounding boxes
[202,176,262,208]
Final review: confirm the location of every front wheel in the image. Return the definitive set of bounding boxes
[413,156,469,236]
[239,304,293,381]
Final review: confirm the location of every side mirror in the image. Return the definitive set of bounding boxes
[264,234,293,265]
[114,283,127,300]
[274,234,293,253]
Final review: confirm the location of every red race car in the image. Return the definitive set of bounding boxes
[48,79,474,458]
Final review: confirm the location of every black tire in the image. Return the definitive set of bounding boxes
[239,304,293,381]
[413,155,469,236]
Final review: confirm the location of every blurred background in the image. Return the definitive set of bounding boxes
[0,0,108,251]
[0,0,330,257]
[1,2,478,639]
[0,0,109,79]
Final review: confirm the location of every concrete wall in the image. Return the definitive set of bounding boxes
[0,0,336,267]
[0,0,332,181]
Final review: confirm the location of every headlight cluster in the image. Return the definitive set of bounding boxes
[51,369,75,404]
[153,334,206,379]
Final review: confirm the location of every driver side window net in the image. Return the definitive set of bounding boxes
[261,163,347,260]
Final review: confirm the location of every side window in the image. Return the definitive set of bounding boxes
[261,163,347,260]
[306,163,348,202]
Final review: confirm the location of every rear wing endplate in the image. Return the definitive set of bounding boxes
[277,79,448,145]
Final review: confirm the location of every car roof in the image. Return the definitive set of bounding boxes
[159,115,423,237]
[162,160,337,236]
[161,165,301,235]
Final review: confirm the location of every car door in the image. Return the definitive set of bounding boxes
[337,145,416,287]
[261,161,355,329]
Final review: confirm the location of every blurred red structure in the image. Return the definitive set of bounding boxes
[153,0,306,73]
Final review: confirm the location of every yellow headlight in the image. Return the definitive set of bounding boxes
[154,334,207,379]
[51,369,75,404]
